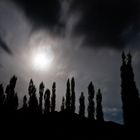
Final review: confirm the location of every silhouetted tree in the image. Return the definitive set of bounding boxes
[51,82,56,112]
[28,79,38,113]
[88,82,95,120]
[28,79,33,96]
[44,89,51,114]
[96,89,104,122]
[13,93,18,110]
[71,77,75,113]
[39,82,45,114]
[5,75,18,111]
[79,92,85,118]
[0,84,5,110]
[120,52,140,126]
[66,79,71,112]
[23,95,28,110]
[61,96,65,112]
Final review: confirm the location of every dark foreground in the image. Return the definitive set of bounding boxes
[0,111,138,140]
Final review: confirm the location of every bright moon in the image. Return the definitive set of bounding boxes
[31,46,54,71]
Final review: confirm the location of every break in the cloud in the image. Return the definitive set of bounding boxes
[12,0,140,50]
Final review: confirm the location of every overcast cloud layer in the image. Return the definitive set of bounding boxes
[11,0,140,50]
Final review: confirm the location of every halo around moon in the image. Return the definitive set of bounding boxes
[31,45,54,72]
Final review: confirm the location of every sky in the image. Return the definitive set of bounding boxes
[0,0,140,124]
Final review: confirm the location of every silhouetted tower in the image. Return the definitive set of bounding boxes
[39,82,45,114]
[5,76,18,111]
[71,77,76,113]
[0,84,5,110]
[79,92,85,118]
[61,96,65,112]
[51,82,56,112]
[120,52,139,126]
[44,89,51,114]
[96,89,104,122]
[66,79,71,112]
[28,79,38,113]
[88,82,95,120]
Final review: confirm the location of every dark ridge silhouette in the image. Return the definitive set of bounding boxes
[0,53,140,139]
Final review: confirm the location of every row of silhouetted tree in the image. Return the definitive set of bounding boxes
[0,52,140,125]
[61,79,104,121]
[0,76,104,121]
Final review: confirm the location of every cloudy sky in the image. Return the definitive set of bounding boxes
[0,0,140,124]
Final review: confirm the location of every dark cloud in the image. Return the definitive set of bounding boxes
[0,36,13,55]
[12,0,140,50]
[12,0,61,29]
[71,0,140,49]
